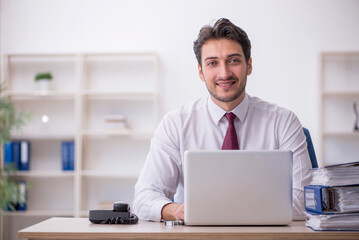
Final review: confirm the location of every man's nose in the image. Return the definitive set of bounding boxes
[218,63,232,80]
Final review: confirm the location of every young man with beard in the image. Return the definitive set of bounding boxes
[133,18,312,221]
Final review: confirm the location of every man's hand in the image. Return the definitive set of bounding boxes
[161,203,184,221]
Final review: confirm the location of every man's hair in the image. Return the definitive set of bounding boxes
[193,18,251,67]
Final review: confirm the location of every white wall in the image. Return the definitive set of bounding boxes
[2,0,359,161]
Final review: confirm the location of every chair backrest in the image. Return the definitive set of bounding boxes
[303,127,318,168]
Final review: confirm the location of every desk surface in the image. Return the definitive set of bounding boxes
[18,217,359,240]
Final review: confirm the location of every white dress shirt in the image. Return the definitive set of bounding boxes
[133,93,312,221]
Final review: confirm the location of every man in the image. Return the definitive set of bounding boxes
[133,18,312,221]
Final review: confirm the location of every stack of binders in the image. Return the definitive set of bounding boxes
[3,141,30,171]
[3,141,29,211]
[304,161,359,231]
[6,181,27,212]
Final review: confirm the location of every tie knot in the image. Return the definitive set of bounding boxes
[225,112,236,124]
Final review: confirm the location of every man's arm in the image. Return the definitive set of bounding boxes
[133,115,182,221]
[278,111,312,220]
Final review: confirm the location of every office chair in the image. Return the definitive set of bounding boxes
[303,127,318,168]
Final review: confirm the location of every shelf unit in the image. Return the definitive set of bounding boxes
[319,52,359,167]
[0,53,159,240]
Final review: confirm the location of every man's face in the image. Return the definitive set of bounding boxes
[198,38,252,111]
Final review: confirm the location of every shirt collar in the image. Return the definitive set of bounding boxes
[208,93,250,125]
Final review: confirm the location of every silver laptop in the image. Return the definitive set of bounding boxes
[184,150,293,225]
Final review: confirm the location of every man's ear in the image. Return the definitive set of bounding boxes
[198,64,205,82]
[247,57,253,75]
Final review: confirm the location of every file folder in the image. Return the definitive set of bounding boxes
[305,185,332,214]
[17,181,27,211]
[62,141,74,171]
[19,141,30,171]
[305,184,359,214]
[62,142,69,170]
[4,142,14,168]
[69,141,74,171]
[13,141,21,170]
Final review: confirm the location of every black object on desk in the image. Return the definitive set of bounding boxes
[89,201,138,224]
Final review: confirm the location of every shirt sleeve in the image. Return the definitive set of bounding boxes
[133,114,182,221]
[278,111,312,220]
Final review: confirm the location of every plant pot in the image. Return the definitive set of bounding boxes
[37,79,50,93]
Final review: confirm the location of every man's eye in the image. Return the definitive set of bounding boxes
[207,61,217,66]
[228,58,240,64]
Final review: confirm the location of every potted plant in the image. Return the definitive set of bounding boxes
[0,87,29,215]
[34,72,53,93]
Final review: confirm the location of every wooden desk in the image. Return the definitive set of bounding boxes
[18,217,359,240]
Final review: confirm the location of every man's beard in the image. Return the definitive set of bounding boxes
[206,76,247,103]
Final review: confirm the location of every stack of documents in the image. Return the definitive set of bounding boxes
[334,186,359,213]
[305,213,359,231]
[310,162,359,186]
[304,161,359,231]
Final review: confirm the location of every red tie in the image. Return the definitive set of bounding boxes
[222,112,239,150]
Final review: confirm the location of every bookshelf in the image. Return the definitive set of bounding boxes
[319,52,359,166]
[0,52,159,240]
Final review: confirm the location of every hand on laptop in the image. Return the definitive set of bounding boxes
[161,203,184,221]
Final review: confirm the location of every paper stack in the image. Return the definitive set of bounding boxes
[310,162,359,186]
[304,161,359,231]
[305,213,359,231]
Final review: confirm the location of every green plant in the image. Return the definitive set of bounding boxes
[0,166,20,213]
[34,72,53,81]
[0,87,30,215]
[0,90,29,146]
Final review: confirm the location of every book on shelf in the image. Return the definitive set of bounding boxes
[305,161,359,231]
[105,114,128,130]
[3,141,30,171]
[61,141,74,171]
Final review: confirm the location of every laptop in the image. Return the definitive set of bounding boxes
[184,150,293,225]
